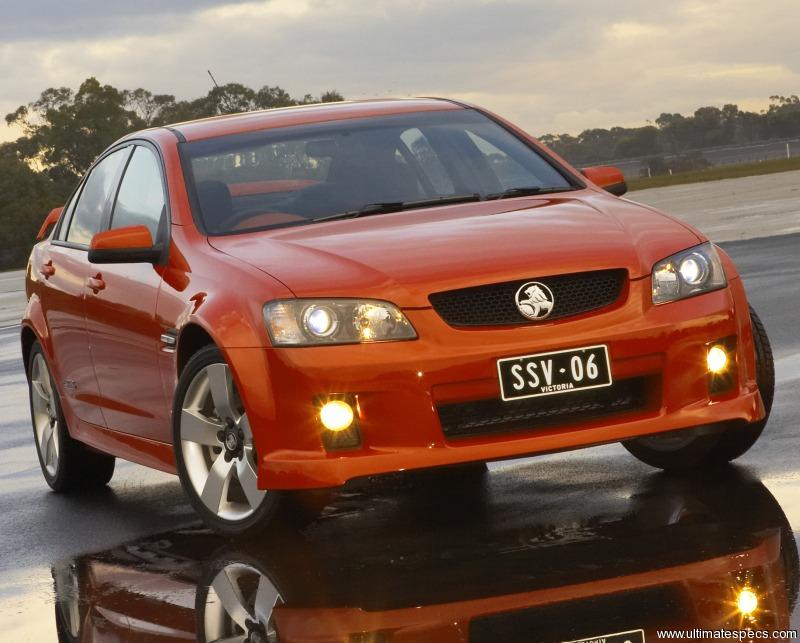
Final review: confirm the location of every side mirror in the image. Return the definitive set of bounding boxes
[88,226,162,264]
[36,207,63,241]
[581,166,628,197]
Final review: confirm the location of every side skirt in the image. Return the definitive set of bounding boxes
[71,418,177,474]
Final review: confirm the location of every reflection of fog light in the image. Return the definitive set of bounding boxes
[320,400,354,432]
[737,588,758,615]
[707,345,729,373]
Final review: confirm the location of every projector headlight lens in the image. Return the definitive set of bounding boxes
[264,299,417,346]
[302,305,338,338]
[652,242,726,304]
[678,252,710,285]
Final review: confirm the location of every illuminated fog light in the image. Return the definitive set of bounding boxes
[707,345,729,374]
[679,252,710,285]
[319,400,354,432]
[737,588,758,615]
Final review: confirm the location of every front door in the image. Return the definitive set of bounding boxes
[83,144,171,441]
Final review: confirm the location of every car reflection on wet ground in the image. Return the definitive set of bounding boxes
[50,467,797,642]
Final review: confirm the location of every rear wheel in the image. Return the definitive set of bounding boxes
[173,345,280,536]
[624,306,774,469]
[27,341,115,491]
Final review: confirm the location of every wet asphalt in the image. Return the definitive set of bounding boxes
[0,233,797,641]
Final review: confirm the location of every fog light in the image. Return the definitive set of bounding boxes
[737,588,758,615]
[707,345,728,374]
[320,400,354,432]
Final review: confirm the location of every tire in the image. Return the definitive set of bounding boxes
[173,345,281,536]
[27,341,115,492]
[623,305,774,470]
[711,305,774,461]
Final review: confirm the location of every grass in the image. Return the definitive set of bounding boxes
[627,156,800,191]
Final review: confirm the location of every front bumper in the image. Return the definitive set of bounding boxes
[230,275,763,489]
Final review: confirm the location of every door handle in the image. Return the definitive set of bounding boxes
[86,274,106,294]
[40,261,55,279]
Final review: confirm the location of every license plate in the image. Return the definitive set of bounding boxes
[564,629,645,643]
[497,344,612,401]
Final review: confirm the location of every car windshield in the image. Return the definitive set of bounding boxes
[182,109,576,235]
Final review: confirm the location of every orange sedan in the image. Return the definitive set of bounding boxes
[23,98,774,534]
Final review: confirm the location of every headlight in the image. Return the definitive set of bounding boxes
[652,242,727,304]
[263,299,418,346]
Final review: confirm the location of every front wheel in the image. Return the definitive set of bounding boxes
[173,345,280,536]
[624,305,774,470]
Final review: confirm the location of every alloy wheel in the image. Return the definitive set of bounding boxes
[202,562,283,643]
[180,363,266,522]
[30,353,60,477]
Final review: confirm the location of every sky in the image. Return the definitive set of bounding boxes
[0,0,798,143]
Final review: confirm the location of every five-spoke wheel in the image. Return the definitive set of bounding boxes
[199,561,283,643]
[174,346,279,535]
[30,352,60,478]
[26,341,115,491]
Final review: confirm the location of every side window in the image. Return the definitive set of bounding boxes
[110,146,165,240]
[400,128,455,195]
[66,148,129,245]
[55,189,81,241]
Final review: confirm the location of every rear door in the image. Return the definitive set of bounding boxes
[41,146,131,426]
[83,143,171,441]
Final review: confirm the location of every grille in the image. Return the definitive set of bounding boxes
[438,377,647,439]
[428,269,626,327]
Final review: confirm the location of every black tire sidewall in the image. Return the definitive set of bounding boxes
[172,345,279,536]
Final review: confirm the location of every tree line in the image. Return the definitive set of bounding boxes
[540,95,800,167]
[1,78,798,269]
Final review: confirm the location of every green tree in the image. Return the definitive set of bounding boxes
[0,144,60,269]
[6,77,145,186]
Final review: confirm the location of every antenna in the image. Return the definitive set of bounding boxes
[207,69,234,113]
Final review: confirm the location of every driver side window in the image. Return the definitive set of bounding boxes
[109,146,166,241]
[65,147,129,246]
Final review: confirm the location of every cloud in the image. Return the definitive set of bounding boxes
[0,0,797,144]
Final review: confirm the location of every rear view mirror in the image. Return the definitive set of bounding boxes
[36,207,63,241]
[581,166,628,197]
[88,225,162,264]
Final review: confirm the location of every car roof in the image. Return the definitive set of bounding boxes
[165,98,464,143]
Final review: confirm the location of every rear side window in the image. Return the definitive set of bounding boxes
[110,146,166,240]
[66,148,129,245]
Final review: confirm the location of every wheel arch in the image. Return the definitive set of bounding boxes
[20,324,38,374]
[176,322,218,375]
[21,293,52,374]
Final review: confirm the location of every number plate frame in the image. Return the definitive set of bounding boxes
[497,344,612,402]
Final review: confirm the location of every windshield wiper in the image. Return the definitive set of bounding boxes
[485,186,580,200]
[312,193,483,223]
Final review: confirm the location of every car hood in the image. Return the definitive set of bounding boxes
[208,192,702,308]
